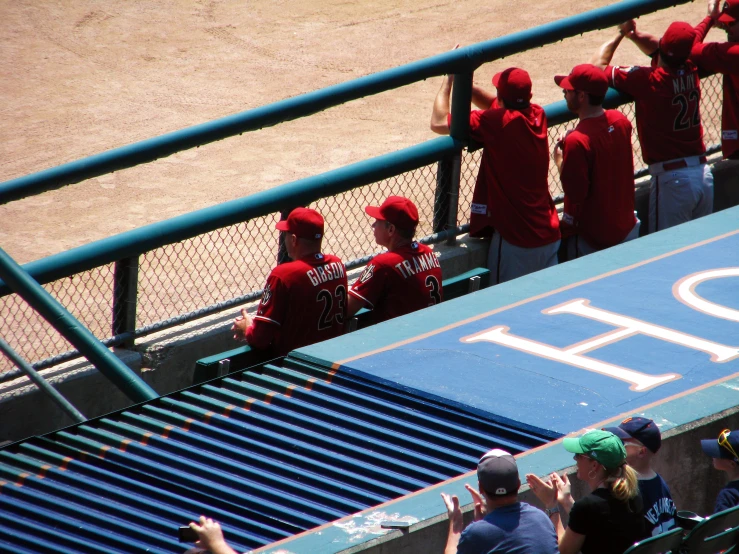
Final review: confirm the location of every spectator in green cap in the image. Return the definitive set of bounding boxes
[526,429,647,554]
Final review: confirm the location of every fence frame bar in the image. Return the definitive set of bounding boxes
[0,247,158,402]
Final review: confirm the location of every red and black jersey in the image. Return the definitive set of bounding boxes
[245,253,347,356]
[560,110,638,250]
[465,100,560,248]
[691,15,739,159]
[349,242,442,325]
[607,62,706,164]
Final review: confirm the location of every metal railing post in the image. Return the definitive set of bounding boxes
[433,156,453,233]
[0,247,158,403]
[112,256,139,348]
[0,337,86,423]
[446,71,472,246]
[277,208,291,265]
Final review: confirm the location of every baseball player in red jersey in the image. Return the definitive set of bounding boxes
[231,207,347,357]
[430,67,560,284]
[553,64,640,259]
[594,21,714,233]
[691,0,739,159]
[347,196,442,326]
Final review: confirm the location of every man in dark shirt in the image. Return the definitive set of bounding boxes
[441,449,558,554]
[605,417,676,534]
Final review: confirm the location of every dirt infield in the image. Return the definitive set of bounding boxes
[0,0,718,265]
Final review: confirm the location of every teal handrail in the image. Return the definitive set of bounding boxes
[0,0,688,205]
[0,136,460,296]
[0,248,158,402]
[0,88,640,298]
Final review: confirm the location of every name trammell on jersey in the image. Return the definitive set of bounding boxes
[394,251,440,279]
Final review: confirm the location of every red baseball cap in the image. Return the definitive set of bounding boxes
[275,207,324,240]
[659,22,696,63]
[554,64,609,96]
[365,196,419,230]
[492,68,532,108]
[719,0,739,24]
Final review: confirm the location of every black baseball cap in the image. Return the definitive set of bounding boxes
[477,449,520,496]
[604,417,662,453]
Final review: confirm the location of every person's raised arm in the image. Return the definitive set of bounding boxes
[431,75,454,135]
[694,0,717,43]
[526,473,566,539]
[591,29,627,69]
[441,493,465,554]
[471,83,496,110]
[618,20,659,57]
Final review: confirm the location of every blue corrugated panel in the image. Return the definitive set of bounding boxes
[0,358,550,553]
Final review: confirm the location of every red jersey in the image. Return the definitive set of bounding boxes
[560,110,638,250]
[607,62,706,164]
[348,241,442,325]
[246,253,347,356]
[466,100,560,248]
[691,16,739,158]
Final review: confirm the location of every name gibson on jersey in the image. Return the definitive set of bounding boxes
[306,262,346,287]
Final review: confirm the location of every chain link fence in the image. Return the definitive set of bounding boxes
[0,73,725,380]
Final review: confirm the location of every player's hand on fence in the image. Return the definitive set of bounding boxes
[618,19,636,38]
[441,493,464,533]
[465,483,487,521]
[444,44,460,84]
[525,473,558,509]
[231,308,252,341]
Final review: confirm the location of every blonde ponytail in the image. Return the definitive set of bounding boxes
[607,463,639,502]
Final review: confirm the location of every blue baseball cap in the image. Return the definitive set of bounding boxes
[701,429,739,462]
[604,417,662,454]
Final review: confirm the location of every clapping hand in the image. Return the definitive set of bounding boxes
[526,473,558,508]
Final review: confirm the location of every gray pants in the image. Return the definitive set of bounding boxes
[487,231,560,285]
[648,163,713,233]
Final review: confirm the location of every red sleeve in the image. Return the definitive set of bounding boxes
[694,15,714,43]
[560,133,590,223]
[607,65,649,97]
[692,40,739,74]
[244,319,277,350]
[468,107,504,144]
[244,273,285,349]
[349,260,388,308]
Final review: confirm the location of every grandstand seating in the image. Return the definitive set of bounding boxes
[681,505,739,553]
[622,528,684,554]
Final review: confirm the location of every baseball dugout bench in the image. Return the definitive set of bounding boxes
[194,267,490,384]
[192,346,277,385]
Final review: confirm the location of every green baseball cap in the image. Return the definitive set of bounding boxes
[563,430,626,470]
